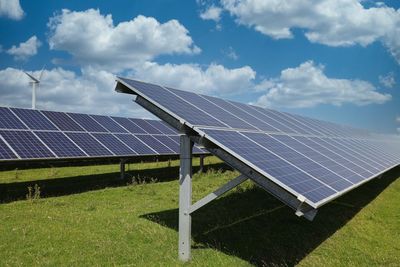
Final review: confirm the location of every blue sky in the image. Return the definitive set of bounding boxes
[0,0,399,134]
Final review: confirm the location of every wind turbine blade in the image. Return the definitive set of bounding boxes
[24,72,39,83]
[38,65,46,81]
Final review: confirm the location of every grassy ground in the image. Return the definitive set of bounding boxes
[0,158,399,266]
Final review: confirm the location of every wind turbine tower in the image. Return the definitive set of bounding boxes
[24,68,44,109]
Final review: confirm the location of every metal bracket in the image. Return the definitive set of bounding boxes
[189,174,248,214]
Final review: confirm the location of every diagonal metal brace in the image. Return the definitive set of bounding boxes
[189,174,248,214]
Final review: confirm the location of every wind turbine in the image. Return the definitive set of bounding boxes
[24,67,45,109]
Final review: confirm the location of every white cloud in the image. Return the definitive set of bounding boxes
[0,67,152,118]
[0,0,24,20]
[221,0,400,64]
[254,61,391,108]
[379,72,396,88]
[6,35,41,61]
[396,116,400,123]
[48,9,200,71]
[200,5,223,22]
[132,61,256,95]
[223,46,239,60]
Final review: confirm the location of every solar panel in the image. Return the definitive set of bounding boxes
[0,130,55,159]
[135,135,175,154]
[114,134,157,155]
[67,113,108,133]
[35,131,86,157]
[129,118,163,134]
[90,115,128,133]
[0,107,27,129]
[116,77,400,208]
[42,111,85,132]
[111,116,147,134]
[92,133,135,156]
[65,132,112,157]
[0,106,208,162]
[11,108,57,130]
[0,137,18,159]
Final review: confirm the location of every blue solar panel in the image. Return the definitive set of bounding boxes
[0,137,18,159]
[116,77,399,208]
[42,111,85,132]
[65,132,111,156]
[110,116,147,134]
[147,120,177,135]
[35,131,86,157]
[129,119,163,134]
[243,132,352,191]
[152,135,180,153]
[0,107,27,129]
[167,87,257,130]
[119,78,226,127]
[90,115,128,133]
[114,134,157,155]
[11,108,57,130]
[0,130,55,159]
[67,113,108,132]
[135,135,175,154]
[202,129,335,203]
[92,133,135,156]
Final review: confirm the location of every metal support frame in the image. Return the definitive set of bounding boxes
[179,135,193,261]
[120,159,127,180]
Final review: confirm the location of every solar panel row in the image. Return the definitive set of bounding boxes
[117,77,400,208]
[0,106,206,161]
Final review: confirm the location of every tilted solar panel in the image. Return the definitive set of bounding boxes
[0,106,207,162]
[116,77,400,208]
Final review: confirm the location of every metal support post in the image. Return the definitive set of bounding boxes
[199,155,205,173]
[179,135,193,261]
[120,159,126,180]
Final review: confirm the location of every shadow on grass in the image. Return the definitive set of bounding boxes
[141,166,400,266]
[0,162,230,203]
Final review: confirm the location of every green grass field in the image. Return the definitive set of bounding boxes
[0,157,399,266]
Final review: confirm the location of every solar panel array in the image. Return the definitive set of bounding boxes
[0,107,205,162]
[117,77,400,208]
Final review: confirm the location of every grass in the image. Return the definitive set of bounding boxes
[0,158,399,266]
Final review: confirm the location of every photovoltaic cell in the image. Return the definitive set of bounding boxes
[11,108,57,130]
[119,78,227,127]
[67,113,108,133]
[0,137,17,159]
[0,130,55,159]
[147,120,177,135]
[135,134,175,154]
[92,133,135,156]
[129,118,163,134]
[152,135,180,153]
[110,117,147,134]
[35,131,86,157]
[90,115,128,133]
[0,107,27,129]
[42,110,85,131]
[65,132,111,156]
[114,134,156,155]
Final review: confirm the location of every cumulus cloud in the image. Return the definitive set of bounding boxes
[0,67,151,118]
[0,0,24,20]
[254,61,391,108]
[6,35,41,61]
[48,9,200,71]
[221,0,400,64]
[131,61,256,95]
[379,72,396,88]
[200,5,223,22]
[223,46,239,60]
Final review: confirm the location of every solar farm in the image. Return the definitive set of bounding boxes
[1,78,399,266]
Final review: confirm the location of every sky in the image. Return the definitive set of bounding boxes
[0,0,399,135]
